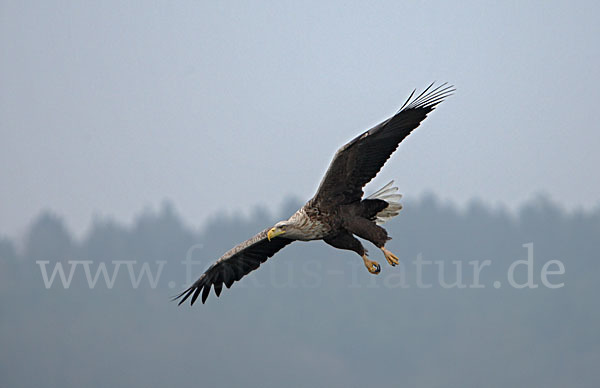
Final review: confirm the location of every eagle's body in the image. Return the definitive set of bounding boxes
[176,83,454,305]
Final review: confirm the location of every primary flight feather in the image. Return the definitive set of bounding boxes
[175,82,454,305]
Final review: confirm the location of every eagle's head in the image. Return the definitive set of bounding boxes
[267,220,293,241]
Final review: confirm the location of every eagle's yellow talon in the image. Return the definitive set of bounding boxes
[362,255,381,274]
[381,247,399,266]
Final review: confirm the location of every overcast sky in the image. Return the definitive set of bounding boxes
[1,0,599,238]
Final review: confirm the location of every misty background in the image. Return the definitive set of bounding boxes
[1,1,599,387]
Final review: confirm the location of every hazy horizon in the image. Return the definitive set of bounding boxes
[4,188,598,245]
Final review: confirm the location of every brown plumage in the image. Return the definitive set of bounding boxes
[175,82,454,305]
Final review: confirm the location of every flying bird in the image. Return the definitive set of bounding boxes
[175,83,454,305]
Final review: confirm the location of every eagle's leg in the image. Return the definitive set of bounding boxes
[323,231,380,275]
[381,247,399,266]
[344,216,398,267]
[362,254,381,274]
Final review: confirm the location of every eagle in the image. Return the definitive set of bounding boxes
[175,83,454,305]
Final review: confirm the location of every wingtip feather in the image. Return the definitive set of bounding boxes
[400,82,455,112]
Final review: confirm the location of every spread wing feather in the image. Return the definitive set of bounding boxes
[311,83,454,209]
[174,229,293,305]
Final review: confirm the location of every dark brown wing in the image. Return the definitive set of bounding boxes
[174,229,293,305]
[311,83,454,209]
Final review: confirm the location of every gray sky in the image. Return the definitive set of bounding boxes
[1,0,599,238]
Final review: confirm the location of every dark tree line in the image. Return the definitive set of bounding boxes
[1,195,599,388]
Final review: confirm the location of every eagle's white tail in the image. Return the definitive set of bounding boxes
[366,180,403,225]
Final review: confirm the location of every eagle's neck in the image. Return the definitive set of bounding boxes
[286,208,330,241]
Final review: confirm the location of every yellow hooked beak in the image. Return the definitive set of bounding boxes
[267,227,285,241]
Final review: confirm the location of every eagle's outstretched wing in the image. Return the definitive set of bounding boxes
[174,230,293,305]
[311,83,454,209]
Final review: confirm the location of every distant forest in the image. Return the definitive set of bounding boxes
[1,195,599,388]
